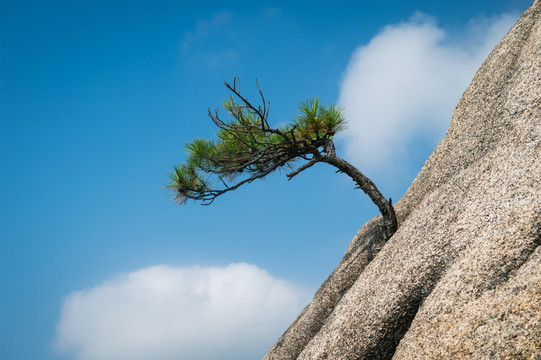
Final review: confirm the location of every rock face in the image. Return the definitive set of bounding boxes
[264,1,541,359]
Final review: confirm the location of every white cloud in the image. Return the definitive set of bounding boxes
[338,12,518,174]
[54,263,310,360]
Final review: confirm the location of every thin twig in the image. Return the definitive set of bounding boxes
[286,158,318,180]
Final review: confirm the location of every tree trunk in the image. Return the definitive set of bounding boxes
[319,140,398,241]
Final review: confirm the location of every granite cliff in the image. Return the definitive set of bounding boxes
[264,1,540,358]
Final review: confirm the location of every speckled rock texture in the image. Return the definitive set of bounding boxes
[264,1,541,359]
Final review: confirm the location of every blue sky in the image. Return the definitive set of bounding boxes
[0,1,532,359]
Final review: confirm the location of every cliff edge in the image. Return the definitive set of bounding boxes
[264,0,540,358]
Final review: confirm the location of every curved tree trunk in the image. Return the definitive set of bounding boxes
[318,140,398,241]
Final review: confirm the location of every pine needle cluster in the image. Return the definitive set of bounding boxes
[167,79,346,205]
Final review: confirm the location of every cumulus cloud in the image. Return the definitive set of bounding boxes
[54,263,310,360]
[338,12,518,174]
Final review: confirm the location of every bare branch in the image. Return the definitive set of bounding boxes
[183,157,290,205]
[286,158,318,180]
[224,80,266,123]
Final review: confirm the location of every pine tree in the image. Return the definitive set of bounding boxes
[167,79,397,241]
